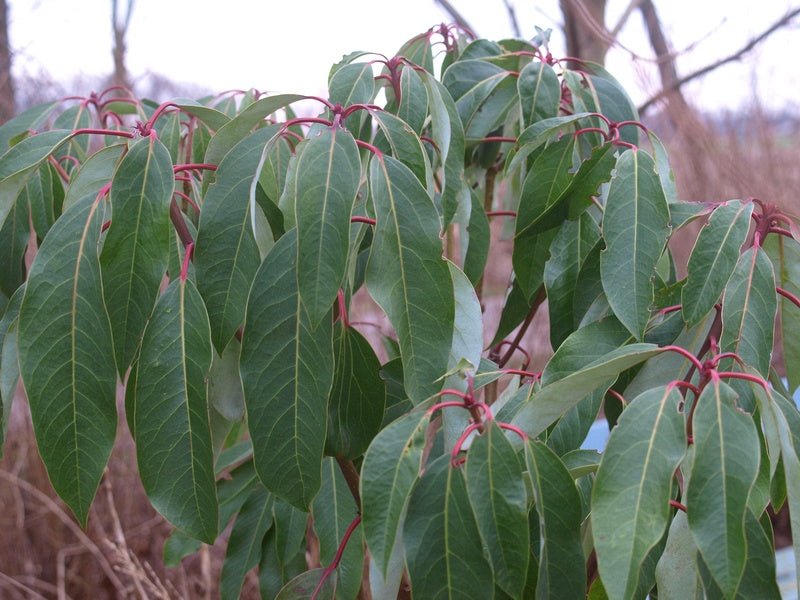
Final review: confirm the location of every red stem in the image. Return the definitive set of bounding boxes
[667,380,701,397]
[170,199,194,248]
[501,369,540,381]
[284,117,333,129]
[658,304,683,315]
[497,422,528,441]
[715,371,770,392]
[486,210,517,218]
[450,423,482,466]
[336,289,350,328]
[173,163,217,174]
[770,226,794,238]
[72,128,134,139]
[428,400,472,414]
[710,352,745,368]
[48,156,71,183]
[669,500,687,512]
[145,101,179,130]
[180,243,194,282]
[355,139,383,159]
[311,515,362,600]
[173,191,200,214]
[494,340,531,370]
[607,389,626,406]
[660,345,705,373]
[437,388,470,401]
[478,136,517,144]
[778,286,800,309]
[350,216,377,226]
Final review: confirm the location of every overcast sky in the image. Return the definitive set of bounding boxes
[7,0,800,113]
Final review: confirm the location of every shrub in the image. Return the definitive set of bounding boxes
[0,24,798,599]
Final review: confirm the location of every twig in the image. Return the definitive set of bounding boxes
[640,7,800,113]
[433,0,478,36]
[335,457,362,511]
[503,0,522,37]
[0,572,48,600]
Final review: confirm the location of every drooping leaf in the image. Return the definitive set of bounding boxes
[326,322,386,459]
[592,386,686,600]
[134,276,217,542]
[517,61,560,128]
[220,485,273,600]
[101,135,174,374]
[395,65,428,134]
[654,511,703,600]
[275,568,335,600]
[329,62,376,107]
[195,125,281,352]
[511,343,662,440]
[0,101,57,152]
[18,195,116,525]
[462,189,490,285]
[764,234,800,395]
[511,227,556,302]
[0,284,23,451]
[360,410,429,575]
[719,246,776,376]
[282,127,361,325]
[172,98,231,131]
[465,421,529,599]
[600,150,671,339]
[208,338,245,422]
[312,458,364,600]
[366,155,454,403]
[524,440,586,598]
[372,110,431,188]
[682,200,753,326]
[404,454,494,599]
[687,379,759,597]
[240,230,334,509]
[0,184,29,296]
[61,144,125,211]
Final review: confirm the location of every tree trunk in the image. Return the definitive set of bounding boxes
[560,0,609,64]
[0,0,15,122]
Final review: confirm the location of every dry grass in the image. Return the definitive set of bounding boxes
[0,103,797,598]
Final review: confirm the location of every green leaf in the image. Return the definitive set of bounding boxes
[312,458,364,600]
[506,113,592,175]
[240,230,334,509]
[18,195,116,525]
[195,126,280,352]
[204,94,306,166]
[326,322,386,459]
[466,421,529,599]
[682,200,753,326]
[543,214,601,348]
[0,184,29,296]
[360,410,428,575]
[220,485,273,600]
[0,284,23,451]
[61,144,125,211]
[372,110,431,188]
[511,227,556,302]
[517,61,560,128]
[592,386,686,600]
[101,135,174,374]
[283,127,361,325]
[0,101,57,152]
[764,234,800,394]
[0,129,73,230]
[329,62,376,107]
[395,66,428,134]
[366,155,454,403]
[687,379,759,597]
[208,338,245,422]
[512,343,662,440]
[134,277,217,542]
[404,454,494,599]
[514,136,575,238]
[172,99,231,131]
[654,511,702,600]
[462,189,490,285]
[720,246,776,375]
[524,440,586,598]
[600,150,671,339]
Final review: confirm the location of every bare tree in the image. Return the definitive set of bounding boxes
[111,0,135,90]
[0,0,15,121]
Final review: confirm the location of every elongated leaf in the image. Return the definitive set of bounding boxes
[0,284,23,451]
[204,94,306,165]
[368,533,405,600]
[195,126,280,352]
[134,276,217,542]
[0,129,72,229]
[172,99,231,130]
[600,150,671,339]
[687,379,759,597]
[511,227,556,302]
[18,195,116,525]
[404,454,494,599]
[312,458,364,600]
[462,189,489,284]
[0,101,57,152]
[372,110,430,188]
[506,113,592,175]
[276,568,335,600]
[101,135,174,373]
[366,155,454,402]
[240,230,334,508]
[720,246,776,375]
[329,62,376,107]
[466,421,528,599]
[443,59,515,139]
[518,61,560,128]
[592,386,686,600]
[524,440,585,598]
[326,323,386,459]
[512,344,661,440]
[283,127,361,325]
[0,185,29,296]
[220,485,273,600]
[360,410,428,575]
[515,136,575,238]
[654,511,702,600]
[395,66,428,134]
[543,214,601,348]
[682,200,753,326]
[765,235,800,394]
[208,339,245,422]
[61,144,125,211]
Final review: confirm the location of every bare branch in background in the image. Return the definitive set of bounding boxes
[0,0,14,121]
[111,0,135,91]
[560,0,609,64]
[503,0,522,38]
[640,6,800,114]
[638,0,688,114]
[609,0,641,38]
[433,0,478,37]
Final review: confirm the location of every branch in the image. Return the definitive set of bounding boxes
[503,0,522,37]
[640,7,800,114]
[609,0,641,38]
[433,0,478,36]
